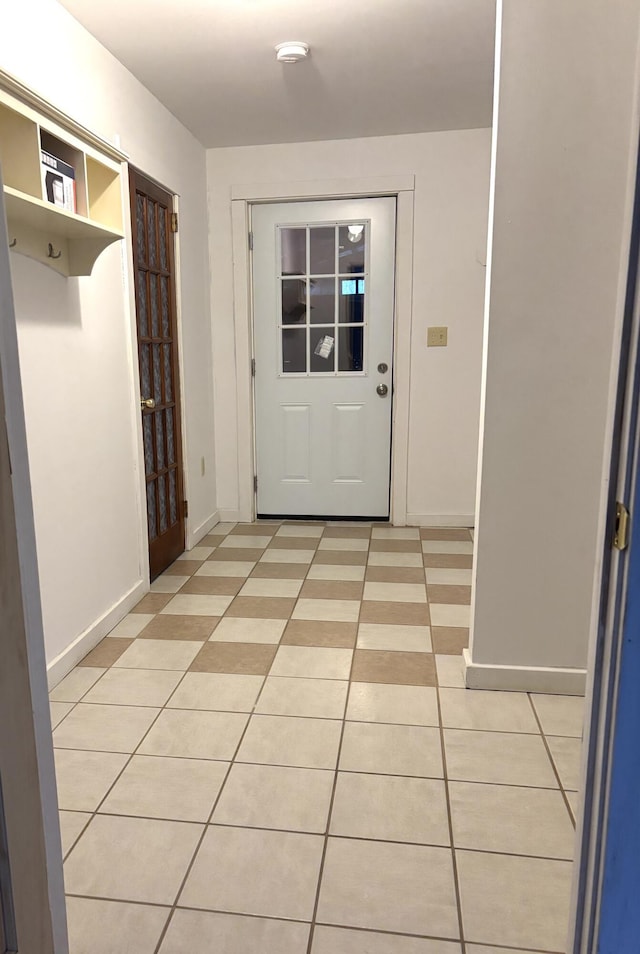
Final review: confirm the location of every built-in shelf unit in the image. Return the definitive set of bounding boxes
[0,71,126,277]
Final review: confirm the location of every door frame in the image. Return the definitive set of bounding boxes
[123,169,190,584]
[230,175,415,523]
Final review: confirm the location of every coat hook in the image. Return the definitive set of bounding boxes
[9,237,16,248]
[47,243,62,260]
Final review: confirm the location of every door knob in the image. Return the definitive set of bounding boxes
[376,384,389,397]
[140,397,156,410]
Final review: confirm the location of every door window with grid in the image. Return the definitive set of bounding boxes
[278,223,368,376]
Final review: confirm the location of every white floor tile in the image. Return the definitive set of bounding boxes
[307,564,366,581]
[312,926,460,953]
[429,603,471,627]
[107,614,154,637]
[260,549,316,563]
[59,810,92,857]
[50,667,106,702]
[256,676,348,718]
[425,568,473,585]
[421,541,474,554]
[83,668,183,707]
[318,538,369,551]
[166,672,263,712]
[371,527,420,539]
[357,623,431,652]
[113,639,202,671]
[347,683,439,726]
[55,749,128,811]
[195,561,256,577]
[363,582,427,603]
[530,693,585,737]
[368,551,423,567]
[161,594,234,616]
[237,714,342,769]
[444,729,558,788]
[66,897,169,954]
[158,910,310,954]
[435,654,466,688]
[53,703,159,753]
[340,722,443,777]
[177,547,214,561]
[138,709,248,760]
[151,575,190,593]
[277,524,324,537]
[219,535,272,549]
[292,598,360,622]
[547,735,582,790]
[271,646,353,680]
[50,701,74,729]
[439,689,539,733]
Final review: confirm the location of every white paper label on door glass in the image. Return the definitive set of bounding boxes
[314,335,335,359]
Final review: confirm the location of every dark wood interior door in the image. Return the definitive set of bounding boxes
[129,168,185,579]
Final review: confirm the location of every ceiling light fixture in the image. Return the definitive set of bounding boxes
[275,42,310,64]
[347,224,364,243]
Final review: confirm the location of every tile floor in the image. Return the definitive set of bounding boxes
[50,522,584,954]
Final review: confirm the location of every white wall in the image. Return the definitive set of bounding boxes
[466,0,640,694]
[207,129,491,523]
[0,0,217,676]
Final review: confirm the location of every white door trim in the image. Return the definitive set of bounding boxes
[230,176,415,524]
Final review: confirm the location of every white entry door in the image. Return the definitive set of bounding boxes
[252,197,396,518]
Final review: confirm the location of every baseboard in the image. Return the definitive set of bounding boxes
[187,510,220,549]
[46,579,147,690]
[217,508,243,522]
[406,513,475,528]
[462,649,586,695]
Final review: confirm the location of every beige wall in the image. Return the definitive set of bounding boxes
[467,0,640,692]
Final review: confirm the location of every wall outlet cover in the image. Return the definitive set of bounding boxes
[427,326,448,347]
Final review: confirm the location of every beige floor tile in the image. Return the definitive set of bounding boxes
[64,814,202,905]
[340,722,443,777]
[54,749,128,811]
[59,810,91,857]
[225,595,296,619]
[239,578,303,597]
[179,825,324,920]
[456,850,573,950]
[530,693,585,737]
[250,562,310,579]
[165,560,203,576]
[53,703,159,753]
[323,526,371,539]
[293,598,360,623]
[365,566,426,583]
[425,568,473,585]
[371,527,421,539]
[158,910,310,954]
[77,637,133,668]
[180,577,244,596]
[213,762,334,832]
[189,641,277,675]
[114,639,202,671]
[268,536,321,550]
[195,561,256,577]
[318,537,369,551]
[108,613,154,637]
[357,623,432,652]
[138,709,248,760]
[547,735,582,790]
[423,554,473,569]
[444,729,558,787]
[351,650,436,686]
[256,676,348,718]
[429,603,471,628]
[139,615,218,640]
[422,540,474,554]
[177,546,214,561]
[50,667,106,702]
[449,782,575,858]
[431,627,469,654]
[50,701,74,729]
[200,534,226,546]
[277,524,324,537]
[260,548,316,563]
[464,948,540,954]
[151,575,190,593]
[66,897,169,954]
[428,584,472,605]
[271,645,353,679]
[420,528,471,541]
[330,773,450,845]
[368,551,424,567]
[230,523,278,535]
[219,535,272,549]
[83,668,183,707]
[439,689,539,733]
[369,541,422,555]
[312,926,460,953]
[314,550,368,565]
[282,619,358,648]
[317,838,458,937]
[161,594,234,616]
[237,714,342,769]
[346,683,439,726]
[300,580,364,600]
[436,654,466,688]
[208,548,267,563]
[364,582,427,603]
[166,672,264,711]
[360,601,429,626]
[101,755,228,823]
[132,594,173,614]
[210,617,286,643]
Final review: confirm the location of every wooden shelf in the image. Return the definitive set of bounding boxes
[0,76,126,277]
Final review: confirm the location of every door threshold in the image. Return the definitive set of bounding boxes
[257,513,389,522]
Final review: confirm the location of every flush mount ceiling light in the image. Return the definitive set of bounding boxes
[347,224,364,243]
[275,42,310,64]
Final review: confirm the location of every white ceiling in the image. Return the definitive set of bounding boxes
[57,0,496,149]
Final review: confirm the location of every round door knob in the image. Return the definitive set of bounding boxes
[376,384,389,397]
[140,397,156,410]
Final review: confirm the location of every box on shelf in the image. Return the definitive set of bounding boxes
[40,150,76,213]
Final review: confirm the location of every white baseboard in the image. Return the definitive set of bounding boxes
[406,513,475,528]
[217,508,243,522]
[187,510,220,549]
[47,579,147,690]
[462,649,586,695]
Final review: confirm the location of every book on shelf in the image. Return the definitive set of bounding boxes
[40,150,76,214]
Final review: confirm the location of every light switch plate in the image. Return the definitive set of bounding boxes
[427,326,448,347]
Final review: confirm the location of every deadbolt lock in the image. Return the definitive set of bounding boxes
[376,383,389,397]
[377,362,388,374]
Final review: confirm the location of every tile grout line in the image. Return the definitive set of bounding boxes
[525,693,578,831]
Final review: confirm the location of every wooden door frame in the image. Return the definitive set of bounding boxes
[123,168,190,583]
[229,176,415,524]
